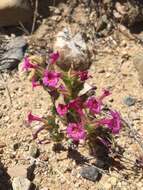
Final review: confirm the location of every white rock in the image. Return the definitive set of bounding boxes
[53,26,91,71]
[110,177,117,186]
[12,176,31,190]
[115,2,126,15]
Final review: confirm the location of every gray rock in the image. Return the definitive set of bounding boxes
[29,144,39,158]
[80,166,99,182]
[123,96,136,106]
[6,36,27,49]
[12,176,31,190]
[0,0,32,27]
[0,37,27,70]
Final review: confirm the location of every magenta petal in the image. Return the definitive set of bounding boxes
[97,110,121,134]
[99,89,111,100]
[85,96,101,114]
[109,110,121,134]
[56,104,68,116]
[32,78,41,89]
[42,70,61,87]
[49,51,60,64]
[22,57,38,71]
[27,112,42,124]
[77,71,89,81]
[66,122,86,141]
[97,118,112,126]
[68,97,84,116]
[59,84,65,91]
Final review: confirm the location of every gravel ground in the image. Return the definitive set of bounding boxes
[0,1,143,190]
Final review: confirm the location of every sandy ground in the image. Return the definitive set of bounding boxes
[0,1,143,190]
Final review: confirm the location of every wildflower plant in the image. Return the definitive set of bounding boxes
[23,51,121,152]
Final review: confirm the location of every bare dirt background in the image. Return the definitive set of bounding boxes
[1,1,143,190]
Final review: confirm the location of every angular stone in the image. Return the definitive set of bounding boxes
[6,36,27,50]
[123,96,136,106]
[53,26,91,71]
[12,176,31,190]
[0,37,27,70]
[29,144,39,158]
[80,166,99,182]
[0,0,32,27]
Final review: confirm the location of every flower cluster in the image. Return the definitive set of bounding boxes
[23,51,121,148]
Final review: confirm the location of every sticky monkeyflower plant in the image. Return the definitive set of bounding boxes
[23,51,121,151]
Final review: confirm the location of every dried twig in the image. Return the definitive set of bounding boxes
[18,22,30,35]
[121,117,143,152]
[0,73,12,105]
[31,0,39,34]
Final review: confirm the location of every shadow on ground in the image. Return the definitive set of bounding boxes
[0,162,12,190]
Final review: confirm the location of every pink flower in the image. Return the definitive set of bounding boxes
[96,110,121,134]
[22,57,38,71]
[32,78,41,89]
[85,89,111,114]
[68,97,83,116]
[27,112,42,124]
[49,51,59,64]
[85,96,101,114]
[66,122,86,141]
[59,84,65,91]
[76,71,90,81]
[56,104,68,116]
[42,70,61,87]
[99,89,111,100]
[57,84,70,97]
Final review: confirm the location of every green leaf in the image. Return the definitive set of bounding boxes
[62,75,72,89]
[51,130,64,142]
[72,81,84,97]
[85,124,94,133]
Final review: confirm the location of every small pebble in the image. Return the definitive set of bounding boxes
[123,96,136,106]
[103,183,112,190]
[110,176,117,186]
[0,142,6,148]
[12,142,20,151]
[0,149,3,154]
[29,143,39,158]
[137,182,142,187]
[40,152,49,161]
